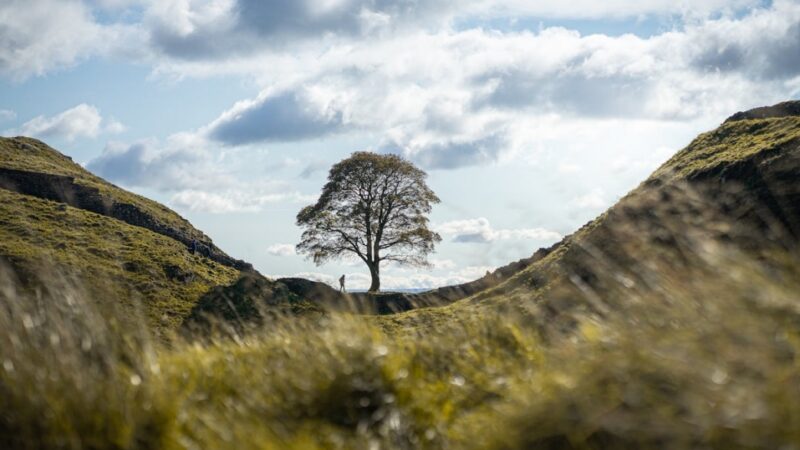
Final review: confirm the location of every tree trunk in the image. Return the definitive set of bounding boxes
[368,262,380,292]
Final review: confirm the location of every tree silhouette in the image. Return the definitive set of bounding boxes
[296,152,441,292]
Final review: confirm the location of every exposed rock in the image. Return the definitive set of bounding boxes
[183,271,313,333]
[0,167,251,270]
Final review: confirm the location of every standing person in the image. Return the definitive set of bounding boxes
[189,239,197,254]
[339,274,346,293]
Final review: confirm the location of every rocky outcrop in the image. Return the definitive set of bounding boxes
[183,271,316,333]
[0,167,251,270]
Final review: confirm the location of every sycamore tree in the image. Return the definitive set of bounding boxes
[296,152,441,292]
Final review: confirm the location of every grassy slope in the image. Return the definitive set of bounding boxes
[0,189,239,335]
[388,114,800,331]
[0,136,213,243]
[653,116,800,180]
[3,246,800,449]
[0,137,243,335]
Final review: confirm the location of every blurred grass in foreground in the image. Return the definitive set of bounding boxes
[2,236,800,450]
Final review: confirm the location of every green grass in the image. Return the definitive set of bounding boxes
[0,136,213,243]
[0,189,238,336]
[1,237,800,449]
[652,116,800,180]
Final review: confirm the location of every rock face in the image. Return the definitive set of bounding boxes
[183,271,313,333]
[0,166,250,270]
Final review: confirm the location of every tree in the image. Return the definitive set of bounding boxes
[296,152,441,292]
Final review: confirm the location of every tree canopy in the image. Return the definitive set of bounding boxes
[296,152,441,292]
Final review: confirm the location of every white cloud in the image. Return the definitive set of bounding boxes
[470,0,759,19]
[143,0,762,61]
[288,272,337,287]
[6,103,125,141]
[0,0,141,80]
[104,118,127,134]
[0,110,16,122]
[171,189,314,213]
[171,1,800,170]
[88,134,318,213]
[89,0,146,10]
[206,89,348,144]
[267,243,296,256]
[572,189,608,210]
[430,258,456,270]
[437,218,562,243]
[87,136,217,189]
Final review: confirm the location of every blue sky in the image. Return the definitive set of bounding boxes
[1,0,799,289]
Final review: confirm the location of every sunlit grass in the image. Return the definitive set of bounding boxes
[2,227,800,449]
[0,188,239,336]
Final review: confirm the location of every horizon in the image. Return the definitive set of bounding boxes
[2,0,799,290]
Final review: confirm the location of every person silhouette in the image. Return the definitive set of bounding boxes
[339,274,346,292]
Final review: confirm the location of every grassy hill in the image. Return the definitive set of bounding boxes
[385,102,800,334]
[0,137,250,269]
[2,102,800,449]
[1,137,208,244]
[0,137,245,335]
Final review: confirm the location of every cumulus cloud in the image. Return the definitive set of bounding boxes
[11,104,124,141]
[104,118,128,134]
[379,131,508,170]
[87,134,318,213]
[145,0,455,59]
[0,110,15,121]
[32,1,795,228]
[87,137,213,189]
[207,90,347,145]
[178,1,800,170]
[266,243,296,256]
[0,0,140,80]
[143,0,763,60]
[437,218,562,243]
[170,189,315,213]
[684,9,800,80]
[496,0,761,19]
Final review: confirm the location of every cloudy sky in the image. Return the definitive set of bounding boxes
[2,0,799,289]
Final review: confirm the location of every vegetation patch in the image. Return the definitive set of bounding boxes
[0,189,238,337]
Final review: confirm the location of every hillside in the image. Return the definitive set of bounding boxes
[0,137,250,335]
[388,101,800,332]
[0,137,250,269]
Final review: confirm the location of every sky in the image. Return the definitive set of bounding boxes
[1,0,799,290]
